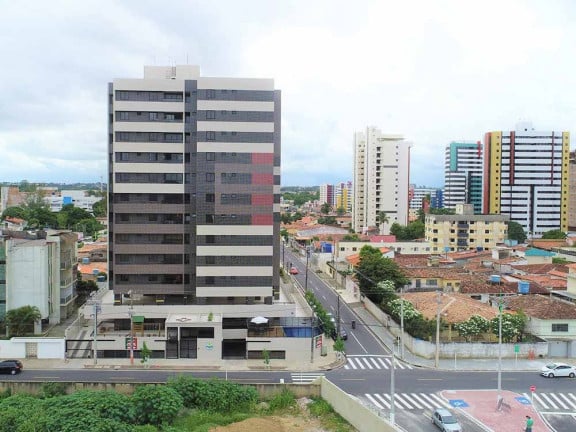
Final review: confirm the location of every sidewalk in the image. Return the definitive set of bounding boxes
[441,389,551,432]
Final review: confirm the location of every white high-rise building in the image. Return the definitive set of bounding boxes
[353,127,411,234]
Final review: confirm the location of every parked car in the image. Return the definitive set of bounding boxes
[289,267,299,275]
[431,408,462,432]
[540,362,576,378]
[0,360,23,375]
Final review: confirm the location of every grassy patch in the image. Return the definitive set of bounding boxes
[309,397,355,432]
[172,409,252,431]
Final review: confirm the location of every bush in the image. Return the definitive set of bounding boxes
[132,385,183,426]
[40,381,68,398]
[267,389,296,411]
[168,376,258,412]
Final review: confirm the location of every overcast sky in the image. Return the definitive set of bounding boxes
[1,0,574,187]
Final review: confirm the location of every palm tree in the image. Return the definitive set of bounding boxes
[6,305,42,336]
[377,211,390,234]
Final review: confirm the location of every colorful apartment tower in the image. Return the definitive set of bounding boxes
[443,141,484,213]
[483,122,569,238]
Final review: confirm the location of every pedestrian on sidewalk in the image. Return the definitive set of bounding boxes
[525,415,534,432]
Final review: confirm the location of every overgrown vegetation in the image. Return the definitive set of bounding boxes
[304,291,335,337]
[0,379,352,432]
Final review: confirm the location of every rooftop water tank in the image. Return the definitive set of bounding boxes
[490,274,501,283]
[82,257,90,264]
[92,269,100,275]
[518,281,530,294]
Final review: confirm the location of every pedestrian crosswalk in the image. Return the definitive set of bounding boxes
[290,372,325,383]
[524,392,576,411]
[364,392,450,411]
[344,355,413,370]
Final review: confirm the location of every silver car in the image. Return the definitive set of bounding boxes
[540,362,576,378]
[432,408,462,432]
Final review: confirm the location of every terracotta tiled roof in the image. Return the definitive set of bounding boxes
[346,247,391,267]
[369,235,397,242]
[402,267,468,279]
[78,243,106,253]
[510,264,563,275]
[512,274,566,290]
[447,250,493,260]
[78,261,107,275]
[403,292,497,324]
[504,295,576,320]
[394,255,431,267]
[528,240,567,250]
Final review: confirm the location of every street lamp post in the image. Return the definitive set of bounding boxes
[304,245,310,292]
[390,353,396,425]
[435,290,442,368]
[400,286,405,360]
[128,290,134,365]
[497,287,503,404]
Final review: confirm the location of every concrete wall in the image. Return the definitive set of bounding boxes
[320,377,398,432]
[0,338,65,359]
[526,317,576,338]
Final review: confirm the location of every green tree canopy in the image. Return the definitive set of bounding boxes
[389,221,425,240]
[6,305,42,336]
[320,202,331,214]
[92,198,107,217]
[355,246,409,302]
[507,221,527,243]
[541,229,567,240]
[336,207,346,216]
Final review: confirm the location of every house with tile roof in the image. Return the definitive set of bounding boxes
[504,295,576,343]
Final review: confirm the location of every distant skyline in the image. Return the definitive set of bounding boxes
[1,0,575,188]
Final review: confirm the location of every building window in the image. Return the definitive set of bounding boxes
[206,214,215,224]
[206,110,216,119]
[426,279,438,286]
[206,152,215,161]
[206,173,215,182]
[118,112,129,121]
[149,112,158,121]
[206,131,216,141]
[205,194,215,203]
[552,323,568,332]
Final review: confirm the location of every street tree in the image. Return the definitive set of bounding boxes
[320,202,331,214]
[490,312,526,343]
[356,245,409,302]
[541,229,567,240]
[454,315,490,342]
[5,305,42,336]
[507,221,527,243]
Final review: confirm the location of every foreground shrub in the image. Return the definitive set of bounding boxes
[132,384,183,426]
[267,389,296,411]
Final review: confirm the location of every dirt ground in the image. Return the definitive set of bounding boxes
[209,415,328,432]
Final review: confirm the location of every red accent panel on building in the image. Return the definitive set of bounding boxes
[252,153,274,164]
[252,194,273,205]
[252,173,274,184]
[510,131,515,186]
[482,132,491,214]
[252,214,273,225]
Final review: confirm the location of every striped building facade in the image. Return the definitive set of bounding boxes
[483,122,569,238]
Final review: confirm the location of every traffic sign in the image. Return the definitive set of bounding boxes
[530,385,536,392]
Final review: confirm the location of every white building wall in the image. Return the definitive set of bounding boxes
[6,240,53,320]
[353,127,411,233]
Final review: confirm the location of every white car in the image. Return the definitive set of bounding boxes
[540,362,576,378]
[431,408,462,432]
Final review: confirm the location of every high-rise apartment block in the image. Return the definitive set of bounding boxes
[483,122,569,237]
[109,65,280,305]
[353,127,411,233]
[443,141,483,213]
[319,184,335,207]
[569,151,576,231]
[335,181,353,212]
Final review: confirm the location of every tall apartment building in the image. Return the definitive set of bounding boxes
[353,127,411,234]
[103,66,314,362]
[569,151,576,231]
[319,184,335,208]
[335,181,353,212]
[483,122,569,238]
[408,185,443,222]
[443,141,484,213]
[109,65,280,305]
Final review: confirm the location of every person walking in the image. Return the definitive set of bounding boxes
[525,415,534,432]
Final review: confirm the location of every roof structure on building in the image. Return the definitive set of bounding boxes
[346,248,392,267]
[504,295,576,320]
[528,239,567,250]
[369,235,397,243]
[402,292,498,324]
[510,263,567,275]
[78,261,107,275]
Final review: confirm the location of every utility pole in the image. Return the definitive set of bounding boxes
[89,293,101,366]
[435,290,442,368]
[128,290,134,365]
[400,285,405,360]
[497,276,503,404]
[336,294,341,337]
[390,353,395,425]
[304,245,310,292]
